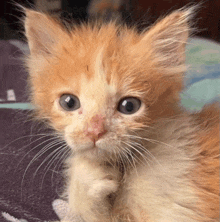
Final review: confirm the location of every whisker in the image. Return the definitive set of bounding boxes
[122,147,138,175]
[51,147,71,186]
[121,141,152,170]
[124,134,174,148]
[117,147,127,176]
[20,140,65,198]
[16,137,62,170]
[52,146,70,173]
[40,144,68,190]
[1,133,59,151]
[33,143,66,179]
[126,140,164,173]
[131,141,163,167]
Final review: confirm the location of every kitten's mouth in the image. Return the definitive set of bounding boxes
[77,144,99,155]
[89,145,104,154]
[68,137,108,157]
[83,144,106,157]
[89,146,99,154]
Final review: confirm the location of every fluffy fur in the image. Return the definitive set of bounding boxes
[24,7,219,222]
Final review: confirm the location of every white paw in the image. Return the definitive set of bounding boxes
[52,199,84,222]
[72,157,120,200]
[88,179,118,199]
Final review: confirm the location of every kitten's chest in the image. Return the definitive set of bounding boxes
[114,121,199,221]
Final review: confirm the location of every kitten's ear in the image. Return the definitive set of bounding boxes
[24,10,66,55]
[140,8,194,74]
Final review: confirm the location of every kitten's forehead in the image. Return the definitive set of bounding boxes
[79,47,117,113]
[94,47,105,80]
[91,47,116,91]
[58,25,136,96]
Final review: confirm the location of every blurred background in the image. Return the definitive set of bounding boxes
[0,0,219,42]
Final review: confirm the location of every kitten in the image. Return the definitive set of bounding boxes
[24,7,219,222]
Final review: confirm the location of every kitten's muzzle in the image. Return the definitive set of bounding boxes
[85,114,107,144]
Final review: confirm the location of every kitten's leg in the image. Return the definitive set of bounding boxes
[67,156,120,222]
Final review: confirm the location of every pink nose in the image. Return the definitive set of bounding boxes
[85,114,107,144]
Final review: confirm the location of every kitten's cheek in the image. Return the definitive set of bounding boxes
[64,135,75,150]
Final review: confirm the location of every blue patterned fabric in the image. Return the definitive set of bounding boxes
[181,37,220,111]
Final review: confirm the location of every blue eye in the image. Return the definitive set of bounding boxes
[117,97,141,114]
[59,94,80,111]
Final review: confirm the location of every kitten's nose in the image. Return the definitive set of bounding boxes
[85,114,107,144]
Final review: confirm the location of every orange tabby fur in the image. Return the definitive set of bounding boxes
[24,7,219,222]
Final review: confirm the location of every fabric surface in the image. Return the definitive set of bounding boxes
[0,109,63,221]
[181,37,220,110]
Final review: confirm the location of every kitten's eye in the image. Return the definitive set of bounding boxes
[59,94,80,111]
[117,97,141,115]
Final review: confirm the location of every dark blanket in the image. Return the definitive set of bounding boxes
[0,40,63,221]
[0,108,64,221]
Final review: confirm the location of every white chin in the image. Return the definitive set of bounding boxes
[69,141,94,152]
[81,144,110,160]
[67,138,115,160]
[67,141,101,157]
[83,147,105,159]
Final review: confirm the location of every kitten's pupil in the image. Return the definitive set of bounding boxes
[65,96,75,108]
[59,94,80,111]
[118,97,141,114]
[122,100,133,112]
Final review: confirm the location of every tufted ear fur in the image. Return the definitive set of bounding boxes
[129,8,195,120]
[138,8,194,75]
[24,10,67,55]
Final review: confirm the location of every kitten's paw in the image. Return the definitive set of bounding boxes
[88,178,118,199]
[53,199,84,222]
[73,157,120,200]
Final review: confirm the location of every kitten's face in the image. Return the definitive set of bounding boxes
[25,9,191,160]
[29,30,149,159]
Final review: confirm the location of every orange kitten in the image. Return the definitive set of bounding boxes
[24,7,219,222]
